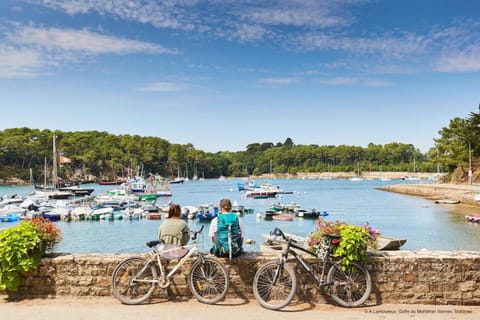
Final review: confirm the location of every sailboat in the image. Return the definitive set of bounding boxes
[184,163,189,182]
[33,135,91,199]
[168,165,184,184]
[402,155,421,181]
[349,161,363,181]
[378,165,391,181]
[33,137,73,199]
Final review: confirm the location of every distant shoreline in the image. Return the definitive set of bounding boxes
[377,183,480,207]
[258,171,442,180]
[0,171,444,185]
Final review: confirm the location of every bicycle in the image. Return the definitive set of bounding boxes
[253,227,372,310]
[111,225,229,305]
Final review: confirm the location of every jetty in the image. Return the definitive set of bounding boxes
[377,183,480,206]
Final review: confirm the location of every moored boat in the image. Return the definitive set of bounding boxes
[465,215,480,223]
[373,235,407,251]
[182,205,198,218]
[271,214,294,221]
[43,212,62,221]
[58,185,95,196]
[89,207,114,221]
[98,179,125,185]
[230,201,253,216]
[145,212,162,220]
[434,199,460,204]
[0,213,20,222]
[196,204,217,222]
[33,188,74,200]
[137,193,157,201]
[244,184,282,199]
[0,204,26,215]
[295,209,329,219]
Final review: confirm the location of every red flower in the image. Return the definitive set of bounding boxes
[30,217,62,251]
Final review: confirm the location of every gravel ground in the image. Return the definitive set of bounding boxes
[1,296,479,320]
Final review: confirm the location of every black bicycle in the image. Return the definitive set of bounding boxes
[253,227,372,310]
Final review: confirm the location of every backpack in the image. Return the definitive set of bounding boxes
[211,213,243,259]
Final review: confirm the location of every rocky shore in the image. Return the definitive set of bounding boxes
[377,183,480,207]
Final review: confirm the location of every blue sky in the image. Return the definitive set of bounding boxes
[0,0,479,153]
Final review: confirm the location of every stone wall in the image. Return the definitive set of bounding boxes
[3,251,480,305]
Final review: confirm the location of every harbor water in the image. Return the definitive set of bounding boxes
[1,178,479,254]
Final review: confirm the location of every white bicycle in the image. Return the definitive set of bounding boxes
[111,226,229,305]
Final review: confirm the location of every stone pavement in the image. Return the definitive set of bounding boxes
[1,296,479,320]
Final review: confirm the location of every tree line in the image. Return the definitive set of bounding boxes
[0,110,478,183]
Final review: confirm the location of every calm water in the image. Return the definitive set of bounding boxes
[1,178,479,253]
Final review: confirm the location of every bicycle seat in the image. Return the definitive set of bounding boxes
[159,244,189,260]
[146,240,162,248]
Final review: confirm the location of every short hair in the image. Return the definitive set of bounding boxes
[167,204,181,218]
[220,198,231,211]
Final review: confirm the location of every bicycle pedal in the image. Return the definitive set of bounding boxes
[302,285,312,291]
[161,288,169,297]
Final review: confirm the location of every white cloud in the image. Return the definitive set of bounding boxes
[229,23,271,42]
[9,25,176,55]
[29,0,196,30]
[19,0,480,75]
[0,46,41,78]
[362,78,393,87]
[317,77,392,87]
[0,23,177,78]
[259,77,299,85]
[296,32,428,59]
[241,5,348,28]
[0,46,40,67]
[137,82,185,92]
[0,68,38,79]
[31,0,352,41]
[434,47,480,72]
[429,21,480,72]
[317,77,356,85]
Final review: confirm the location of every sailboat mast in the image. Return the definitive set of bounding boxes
[44,157,47,190]
[52,134,58,187]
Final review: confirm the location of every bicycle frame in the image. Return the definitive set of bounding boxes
[133,233,205,288]
[161,244,200,281]
[274,231,341,290]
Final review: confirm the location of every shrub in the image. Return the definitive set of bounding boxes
[306,218,376,269]
[0,218,62,291]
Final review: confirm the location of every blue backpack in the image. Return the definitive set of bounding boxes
[211,213,243,259]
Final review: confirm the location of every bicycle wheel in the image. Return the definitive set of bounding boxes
[111,257,157,305]
[327,261,372,307]
[252,260,297,310]
[189,257,230,304]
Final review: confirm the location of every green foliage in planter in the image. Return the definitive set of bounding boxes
[0,222,42,291]
[0,218,62,292]
[306,218,374,270]
[333,224,370,269]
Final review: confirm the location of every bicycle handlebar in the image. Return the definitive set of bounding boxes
[191,225,204,241]
[270,227,297,243]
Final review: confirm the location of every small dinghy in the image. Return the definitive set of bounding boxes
[465,215,480,223]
